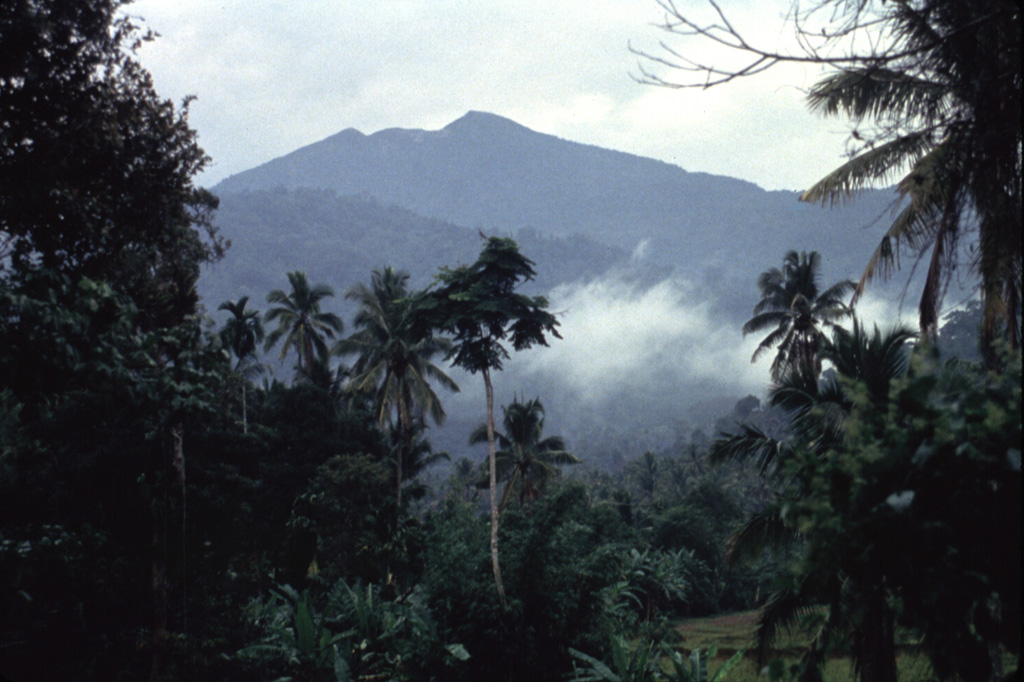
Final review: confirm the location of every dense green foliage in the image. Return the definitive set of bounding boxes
[0,0,224,328]
[783,351,1021,681]
[1,2,1019,681]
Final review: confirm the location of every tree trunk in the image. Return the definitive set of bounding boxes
[241,381,247,434]
[150,517,167,682]
[396,392,410,510]
[855,589,897,682]
[304,334,313,377]
[172,425,186,635]
[483,369,508,611]
[151,426,186,682]
[497,467,519,513]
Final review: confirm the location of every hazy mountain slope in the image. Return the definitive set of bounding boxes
[201,111,939,469]
[212,111,897,292]
[198,188,641,318]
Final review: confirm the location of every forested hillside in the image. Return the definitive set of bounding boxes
[1,2,1018,682]
[199,112,938,468]
[209,109,901,312]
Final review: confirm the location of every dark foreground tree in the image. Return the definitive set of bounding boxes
[782,350,1021,682]
[713,322,1021,680]
[0,0,224,327]
[713,320,918,681]
[415,236,561,611]
[1,3,226,680]
[636,0,1021,364]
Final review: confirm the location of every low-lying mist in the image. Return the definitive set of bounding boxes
[519,272,767,400]
[430,268,921,470]
[431,269,772,469]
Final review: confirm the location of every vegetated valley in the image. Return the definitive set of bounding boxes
[1,4,1018,682]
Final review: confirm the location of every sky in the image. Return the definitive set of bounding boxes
[124,0,920,417]
[128,0,857,192]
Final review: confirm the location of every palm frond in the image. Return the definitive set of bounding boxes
[468,423,489,446]
[710,425,789,479]
[755,583,817,666]
[800,132,932,206]
[262,327,286,353]
[750,327,789,364]
[743,311,790,336]
[264,289,294,309]
[807,68,948,122]
[815,280,856,308]
[537,450,581,467]
[767,364,820,414]
[724,505,793,566]
[419,361,460,393]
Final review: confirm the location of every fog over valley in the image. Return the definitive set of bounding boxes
[199,111,937,467]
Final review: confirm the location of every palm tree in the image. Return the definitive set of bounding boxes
[799,1,1020,362]
[712,320,917,681]
[264,271,343,378]
[742,251,855,380]
[334,267,458,507]
[218,296,265,433]
[469,397,580,511]
[296,349,350,408]
[388,426,451,504]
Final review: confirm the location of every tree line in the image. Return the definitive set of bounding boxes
[2,1,1019,681]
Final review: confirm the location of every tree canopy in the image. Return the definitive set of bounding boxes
[335,266,458,506]
[637,0,1021,361]
[742,250,854,380]
[264,271,344,377]
[416,235,561,610]
[469,396,580,511]
[0,0,224,329]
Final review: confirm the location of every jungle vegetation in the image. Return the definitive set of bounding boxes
[0,1,1018,681]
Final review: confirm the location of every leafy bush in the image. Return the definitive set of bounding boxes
[239,581,468,681]
[422,484,633,680]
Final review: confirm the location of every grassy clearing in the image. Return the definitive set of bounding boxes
[671,610,937,682]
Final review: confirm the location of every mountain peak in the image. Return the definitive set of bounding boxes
[443,110,533,135]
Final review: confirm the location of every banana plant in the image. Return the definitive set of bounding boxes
[569,637,746,682]
[238,585,350,681]
[661,644,746,682]
[569,634,658,682]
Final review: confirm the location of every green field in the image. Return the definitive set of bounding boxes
[673,611,938,682]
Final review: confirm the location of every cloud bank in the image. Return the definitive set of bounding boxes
[517,272,768,404]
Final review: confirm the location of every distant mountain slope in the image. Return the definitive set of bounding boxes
[201,112,942,468]
[212,111,897,293]
[198,188,641,317]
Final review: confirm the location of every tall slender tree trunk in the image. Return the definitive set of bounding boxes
[303,332,314,377]
[483,369,508,611]
[855,589,897,682]
[150,425,186,682]
[498,468,519,513]
[396,391,410,510]
[241,381,247,434]
[150,511,167,682]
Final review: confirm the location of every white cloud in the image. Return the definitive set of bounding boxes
[517,274,767,402]
[853,289,920,334]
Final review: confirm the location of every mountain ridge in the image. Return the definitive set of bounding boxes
[201,111,931,465]
[211,111,880,280]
